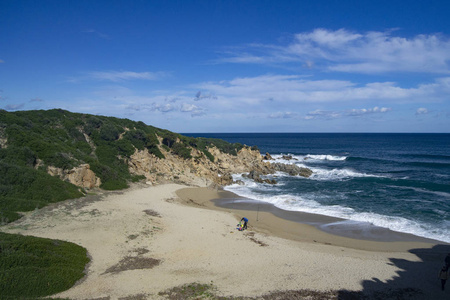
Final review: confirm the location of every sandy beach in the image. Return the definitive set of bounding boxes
[2,183,449,299]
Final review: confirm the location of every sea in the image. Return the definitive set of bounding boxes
[184,133,450,244]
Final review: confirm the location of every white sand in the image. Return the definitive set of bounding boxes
[2,184,448,299]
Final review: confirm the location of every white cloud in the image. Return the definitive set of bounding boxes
[68,71,167,83]
[152,103,176,113]
[268,112,298,119]
[347,106,392,116]
[305,109,342,120]
[304,106,391,120]
[87,71,164,82]
[195,75,450,106]
[180,103,206,117]
[416,107,429,115]
[220,29,450,74]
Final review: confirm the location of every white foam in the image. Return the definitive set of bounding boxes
[308,167,383,181]
[225,179,450,243]
[270,153,348,162]
[268,154,381,180]
[306,154,347,161]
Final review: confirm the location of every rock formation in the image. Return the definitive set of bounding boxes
[44,136,312,189]
[47,164,101,189]
[127,144,273,187]
[127,143,311,188]
[271,163,313,177]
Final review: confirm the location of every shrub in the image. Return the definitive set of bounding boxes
[99,123,120,141]
[172,142,192,160]
[203,149,215,162]
[0,232,90,298]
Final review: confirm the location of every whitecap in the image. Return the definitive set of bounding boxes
[305,154,347,161]
[224,181,450,243]
[308,167,383,181]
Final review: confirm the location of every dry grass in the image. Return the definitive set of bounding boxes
[103,257,161,274]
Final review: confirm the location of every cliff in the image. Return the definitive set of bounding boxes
[0,109,311,223]
[128,142,272,187]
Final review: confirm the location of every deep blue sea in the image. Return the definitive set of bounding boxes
[184,133,450,243]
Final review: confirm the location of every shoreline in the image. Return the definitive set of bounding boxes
[175,186,443,252]
[2,183,450,299]
[213,196,442,243]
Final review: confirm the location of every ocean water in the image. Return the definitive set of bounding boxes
[184,133,450,243]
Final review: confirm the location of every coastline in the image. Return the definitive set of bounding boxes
[2,183,449,299]
[175,187,442,252]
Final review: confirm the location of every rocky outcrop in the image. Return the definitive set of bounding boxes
[263,152,273,160]
[281,155,297,161]
[243,170,277,184]
[271,163,313,177]
[0,127,6,149]
[127,143,312,187]
[46,139,312,189]
[127,144,273,187]
[47,164,101,189]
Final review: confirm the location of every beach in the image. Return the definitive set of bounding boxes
[2,183,449,299]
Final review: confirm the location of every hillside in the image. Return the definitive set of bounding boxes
[0,109,272,223]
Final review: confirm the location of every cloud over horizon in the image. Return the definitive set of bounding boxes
[195,74,450,105]
[220,29,450,74]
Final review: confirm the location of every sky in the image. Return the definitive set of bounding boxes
[1,0,450,133]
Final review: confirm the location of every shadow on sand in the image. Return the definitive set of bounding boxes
[211,196,450,299]
[337,243,450,300]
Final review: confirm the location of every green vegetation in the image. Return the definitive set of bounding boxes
[0,109,245,223]
[158,282,218,299]
[0,232,89,299]
[0,109,248,299]
[0,161,84,223]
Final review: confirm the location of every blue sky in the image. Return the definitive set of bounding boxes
[1,0,450,133]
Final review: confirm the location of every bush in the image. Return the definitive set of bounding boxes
[99,123,120,141]
[172,142,192,160]
[203,149,215,162]
[162,133,177,148]
[0,232,90,298]
[0,161,84,221]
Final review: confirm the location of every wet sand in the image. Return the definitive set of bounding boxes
[176,187,440,252]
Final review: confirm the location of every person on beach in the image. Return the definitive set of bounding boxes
[240,217,248,230]
[439,265,449,291]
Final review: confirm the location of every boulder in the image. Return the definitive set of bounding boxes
[243,170,277,184]
[281,155,297,161]
[217,173,233,185]
[263,152,273,160]
[271,163,313,178]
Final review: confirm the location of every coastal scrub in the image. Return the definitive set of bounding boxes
[0,232,90,299]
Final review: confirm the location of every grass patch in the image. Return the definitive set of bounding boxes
[103,256,161,274]
[157,283,422,299]
[0,232,90,299]
[158,282,218,299]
